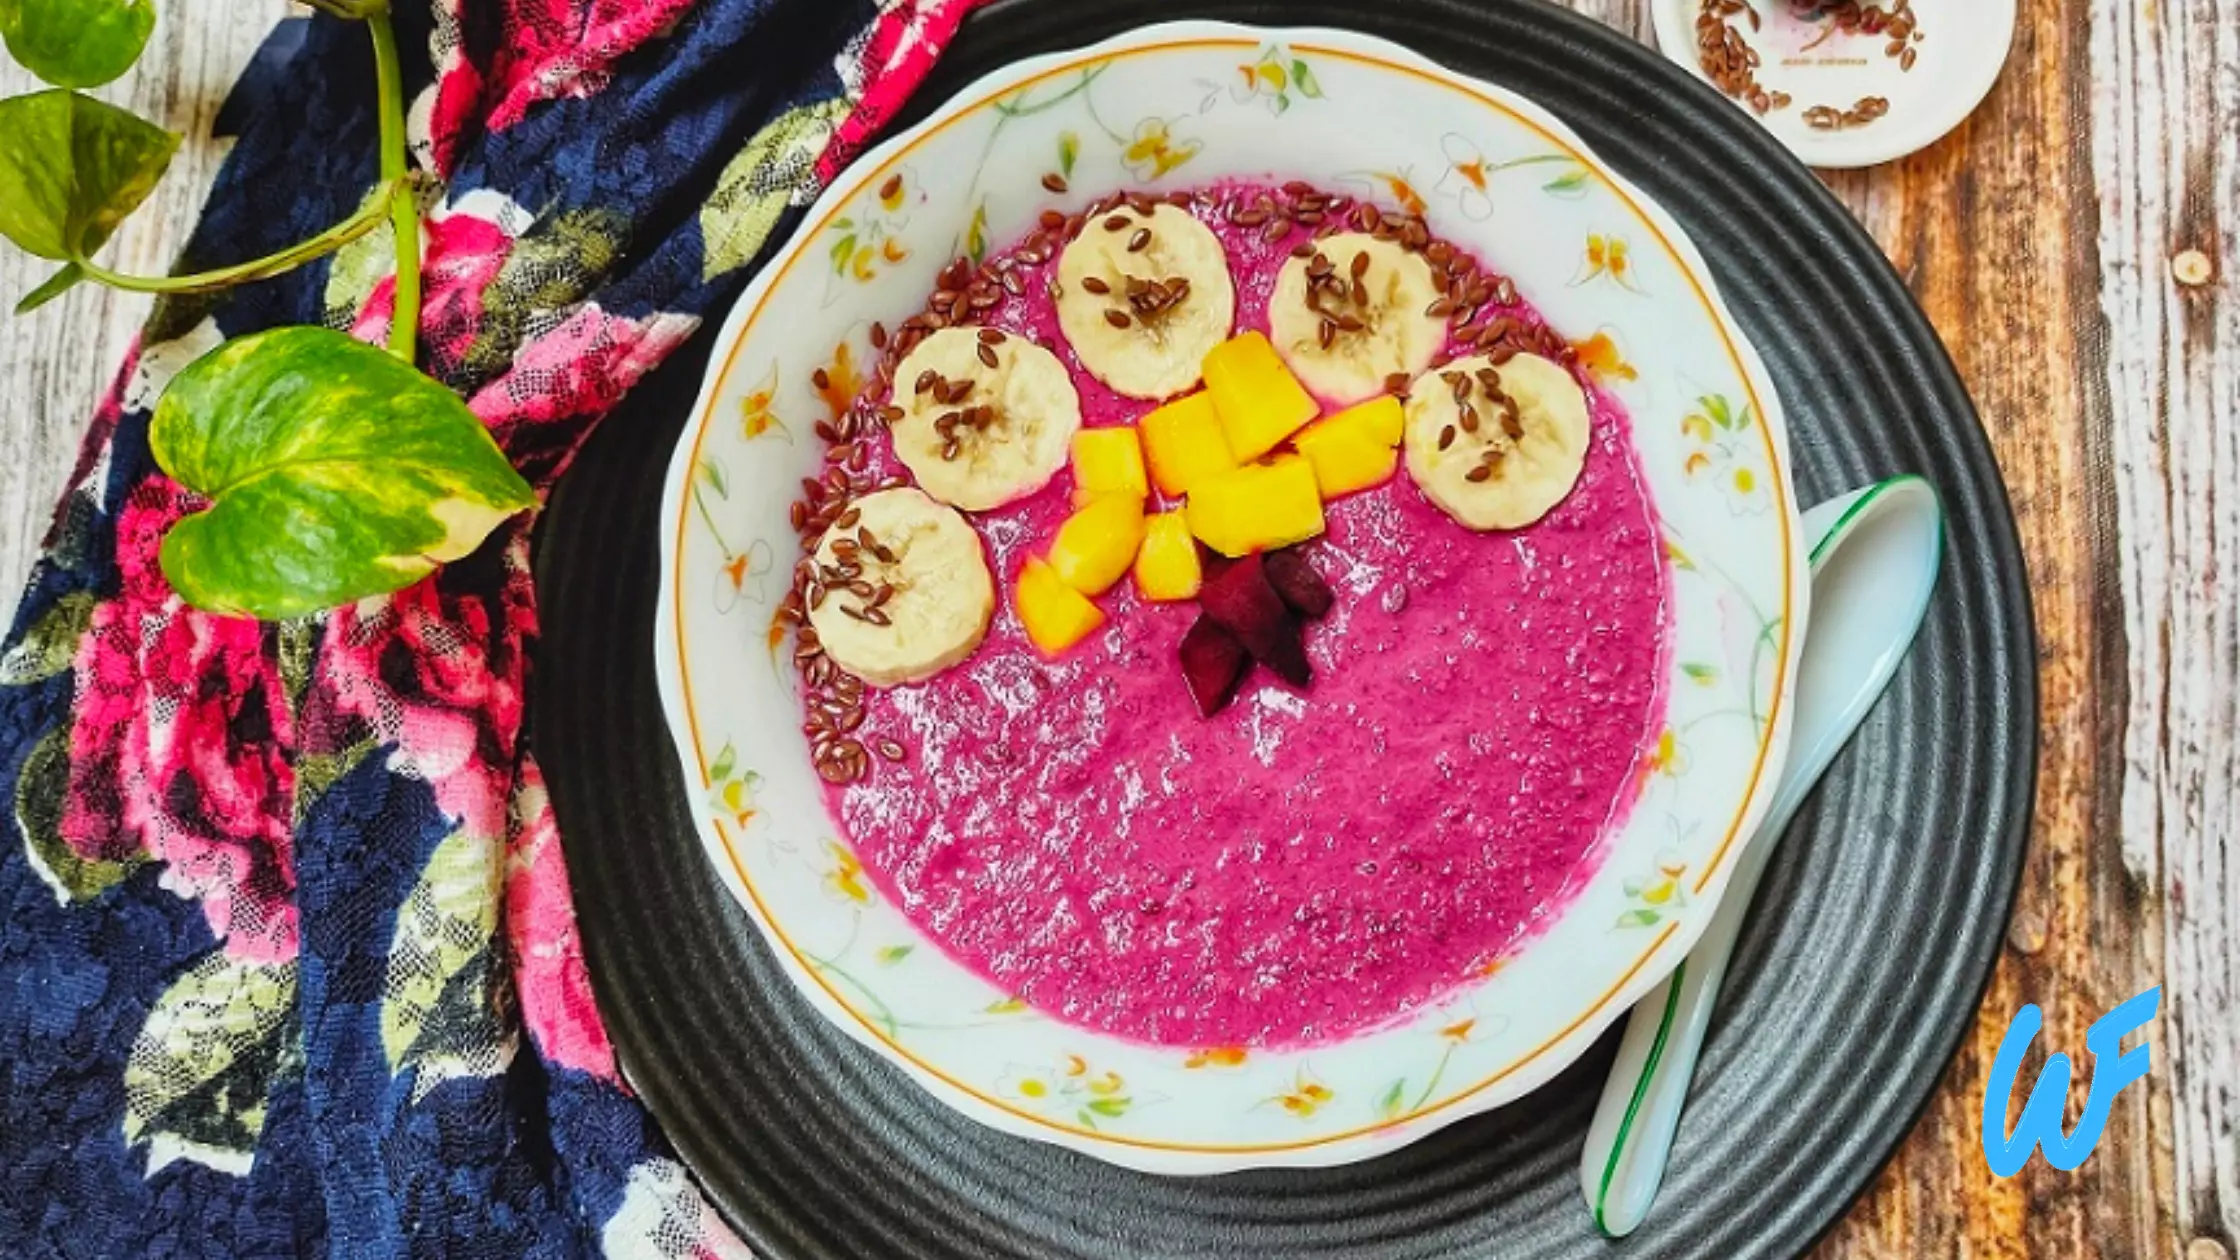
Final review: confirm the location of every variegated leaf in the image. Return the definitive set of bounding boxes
[149,326,536,619]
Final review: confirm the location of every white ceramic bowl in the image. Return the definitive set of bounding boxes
[655,21,1808,1175]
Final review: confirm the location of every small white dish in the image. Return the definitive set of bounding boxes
[1650,0,2016,169]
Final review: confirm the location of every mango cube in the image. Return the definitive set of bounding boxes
[1140,391,1236,497]
[1295,412,1401,501]
[1133,511,1202,602]
[1185,455,1326,557]
[1070,427,1149,504]
[1047,494,1146,596]
[1203,331,1320,462]
[1330,394,1405,448]
[1018,557,1105,658]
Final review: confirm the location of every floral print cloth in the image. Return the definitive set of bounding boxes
[0,1,974,1253]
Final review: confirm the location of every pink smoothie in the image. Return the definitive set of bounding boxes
[814,186,1670,1049]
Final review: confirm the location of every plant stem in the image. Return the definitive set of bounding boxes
[367,10,421,364]
[74,190,395,295]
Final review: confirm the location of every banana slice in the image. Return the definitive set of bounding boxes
[1269,233,1445,405]
[1055,204,1236,400]
[1402,352,1591,531]
[890,327,1081,512]
[804,487,994,687]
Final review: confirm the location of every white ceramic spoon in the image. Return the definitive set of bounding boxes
[1581,475,1945,1236]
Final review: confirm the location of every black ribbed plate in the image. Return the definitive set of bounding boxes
[533,2,2036,1256]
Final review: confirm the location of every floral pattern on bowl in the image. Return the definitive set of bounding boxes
[654,22,1808,1175]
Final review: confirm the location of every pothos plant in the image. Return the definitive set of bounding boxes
[0,0,534,619]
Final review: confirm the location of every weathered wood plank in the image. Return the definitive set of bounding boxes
[1806,0,2175,1252]
[2090,0,2240,1255]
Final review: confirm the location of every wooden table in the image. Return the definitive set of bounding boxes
[0,2,2230,1255]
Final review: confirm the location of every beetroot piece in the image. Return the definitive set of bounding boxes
[1198,542,1235,584]
[1178,616,1249,716]
[1199,554,1311,689]
[1263,547,1333,620]
[1255,621,1312,689]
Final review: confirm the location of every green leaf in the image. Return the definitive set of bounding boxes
[0,589,92,684]
[15,259,82,312]
[964,202,990,266]
[0,0,155,89]
[709,740,737,782]
[696,458,728,499]
[1543,169,1590,198]
[149,326,535,620]
[1378,1079,1406,1119]
[124,951,296,1174]
[1057,130,1080,178]
[1272,92,1291,115]
[1615,908,1661,929]
[1680,662,1719,686]
[1291,59,1323,98]
[1084,1096,1130,1117]
[15,727,143,900]
[875,944,913,966]
[700,97,848,281]
[1703,394,1736,430]
[381,830,502,1095]
[0,89,177,262]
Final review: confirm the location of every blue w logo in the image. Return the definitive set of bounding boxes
[1981,986,2160,1176]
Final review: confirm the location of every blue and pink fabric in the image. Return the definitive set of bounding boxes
[0,1,975,1253]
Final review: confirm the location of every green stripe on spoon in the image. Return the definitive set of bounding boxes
[1583,474,1946,1237]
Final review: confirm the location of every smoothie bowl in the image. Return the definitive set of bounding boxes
[655,21,1807,1174]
